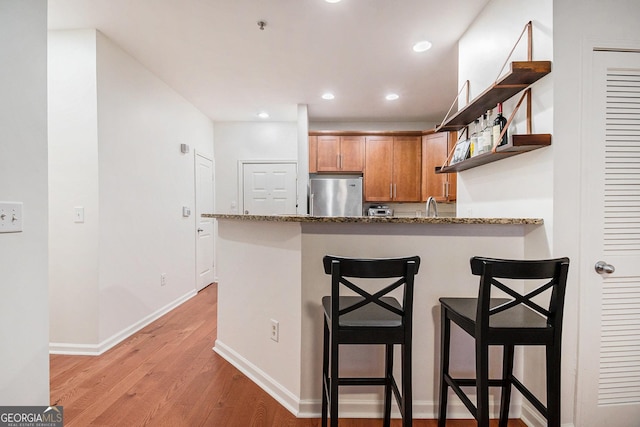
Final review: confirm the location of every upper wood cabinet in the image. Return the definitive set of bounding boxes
[315,135,364,172]
[364,136,421,202]
[422,132,457,202]
[363,136,394,202]
[309,135,317,173]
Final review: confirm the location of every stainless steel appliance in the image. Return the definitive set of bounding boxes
[368,205,394,217]
[309,178,363,217]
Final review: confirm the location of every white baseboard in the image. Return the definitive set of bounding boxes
[49,290,197,356]
[213,339,300,415]
[520,402,576,427]
[213,340,507,420]
[298,396,506,419]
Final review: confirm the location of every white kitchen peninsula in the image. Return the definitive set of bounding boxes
[205,214,543,419]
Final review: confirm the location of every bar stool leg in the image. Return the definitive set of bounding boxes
[499,344,515,427]
[438,308,451,427]
[402,341,412,427]
[546,343,561,427]
[383,344,393,427]
[321,319,329,427]
[330,331,339,427]
[476,338,490,427]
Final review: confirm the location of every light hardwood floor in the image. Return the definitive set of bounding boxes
[50,283,526,427]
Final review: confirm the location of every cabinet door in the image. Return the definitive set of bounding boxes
[316,135,340,172]
[309,135,318,173]
[364,136,393,202]
[422,133,448,201]
[422,132,457,202]
[393,136,421,202]
[340,136,364,172]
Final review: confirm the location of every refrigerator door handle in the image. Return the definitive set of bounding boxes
[310,193,314,216]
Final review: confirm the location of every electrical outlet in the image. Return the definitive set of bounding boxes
[270,319,279,342]
[161,273,167,286]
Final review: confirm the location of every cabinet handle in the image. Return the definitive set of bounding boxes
[337,154,340,169]
[390,183,393,199]
[443,182,449,198]
[394,184,397,199]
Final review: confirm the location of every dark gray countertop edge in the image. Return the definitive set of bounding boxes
[203,214,543,225]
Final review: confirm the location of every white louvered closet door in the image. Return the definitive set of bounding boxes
[579,49,640,426]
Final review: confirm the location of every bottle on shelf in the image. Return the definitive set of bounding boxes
[493,103,508,147]
[469,119,479,157]
[479,110,493,154]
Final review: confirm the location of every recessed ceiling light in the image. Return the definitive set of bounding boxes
[413,40,433,52]
[325,0,342,3]
[257,112,269,119]
[322,93,335,100]
[385,93,399,101]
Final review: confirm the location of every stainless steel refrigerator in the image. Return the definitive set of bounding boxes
[309,178,363,217]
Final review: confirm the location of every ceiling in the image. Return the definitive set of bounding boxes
[48,0,490,123]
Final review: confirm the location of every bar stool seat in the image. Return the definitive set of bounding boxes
[438,257,570,427]
[321,255,420,427]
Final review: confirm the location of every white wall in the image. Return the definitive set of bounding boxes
[48,29,215,352]
[0,0,49,404]
[215,220,303,413]
[297,105,310,215]
[49,30,100,345]
[213,121,298,214]
[95,31,214,344]
[455,1,555,424]
[456,0,553,237]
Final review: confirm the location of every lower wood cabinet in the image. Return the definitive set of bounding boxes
[364,136,421,202]
[422,132,457,202]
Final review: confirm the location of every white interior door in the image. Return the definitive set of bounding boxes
[578,49,640,426]
[195,152,215,291]
[242,162,297,215]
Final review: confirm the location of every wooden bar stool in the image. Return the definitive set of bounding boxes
[438,256,570,427]
[321,255,420,427]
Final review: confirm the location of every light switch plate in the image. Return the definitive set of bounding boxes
[0,201,23,233]
[182,206,191,217]
[74,207,85,223]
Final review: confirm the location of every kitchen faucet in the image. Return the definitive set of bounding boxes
[426,196,438,217]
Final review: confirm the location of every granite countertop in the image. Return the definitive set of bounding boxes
[203,213,543,225]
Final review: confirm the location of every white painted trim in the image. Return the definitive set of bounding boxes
[49,290,197,355]
[521,401,546,427]
[522,401,576,427]
[214,339,300,415]
[215,337,505,420]
[296,397,492,419]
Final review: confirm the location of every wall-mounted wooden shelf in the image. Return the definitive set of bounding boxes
[434,21,552,175]
[439,133,551,173]
[435,61,551,132]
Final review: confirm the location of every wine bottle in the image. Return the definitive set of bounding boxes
[493,103,508,147]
